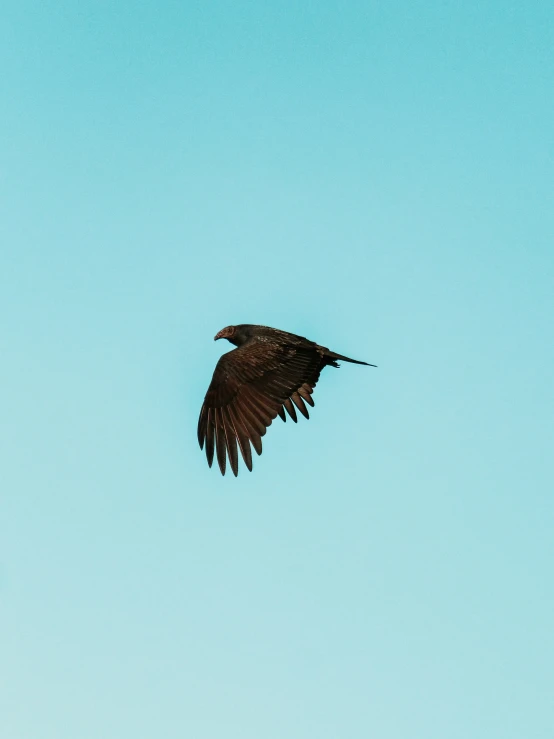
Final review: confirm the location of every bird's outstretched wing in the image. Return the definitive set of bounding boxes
[198,342,325,476]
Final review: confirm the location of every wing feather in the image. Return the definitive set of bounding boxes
[297,384,315,407]
[205,408,215,467]
[198,342,327,474]
[240,393,272,431]
[221,409,239,477]
[227,404,253,471]
[214,409,227,475]
[197,405,207,449]
[283,398,298,422]
[291,392,310,419]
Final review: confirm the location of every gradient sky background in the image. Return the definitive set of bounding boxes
[2,1,554,737]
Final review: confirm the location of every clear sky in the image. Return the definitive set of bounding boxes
[2,1,553,737]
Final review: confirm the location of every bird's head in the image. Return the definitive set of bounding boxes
[214,325,239,345]
[214,324,256,346]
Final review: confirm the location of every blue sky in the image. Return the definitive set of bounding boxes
[2,1,553,737]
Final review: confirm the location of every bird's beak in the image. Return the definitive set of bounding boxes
[214,331,222,341]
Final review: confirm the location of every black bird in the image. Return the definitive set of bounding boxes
[198,324,375,476]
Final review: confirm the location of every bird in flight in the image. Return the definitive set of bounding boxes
[198,324,376,476]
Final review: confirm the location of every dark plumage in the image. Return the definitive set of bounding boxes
[198,324,376,476]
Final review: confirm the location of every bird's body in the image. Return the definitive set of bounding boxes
[198,324,375,476]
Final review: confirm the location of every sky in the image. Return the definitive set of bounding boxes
[1,1,553,737]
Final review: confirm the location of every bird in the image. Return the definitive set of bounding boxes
[198,324,376,476]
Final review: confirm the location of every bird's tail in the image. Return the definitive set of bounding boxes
[326,351,376,367]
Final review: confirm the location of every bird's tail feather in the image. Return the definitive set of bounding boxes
[326,351,376,367]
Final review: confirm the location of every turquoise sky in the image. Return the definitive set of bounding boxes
[2,1,553,737]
